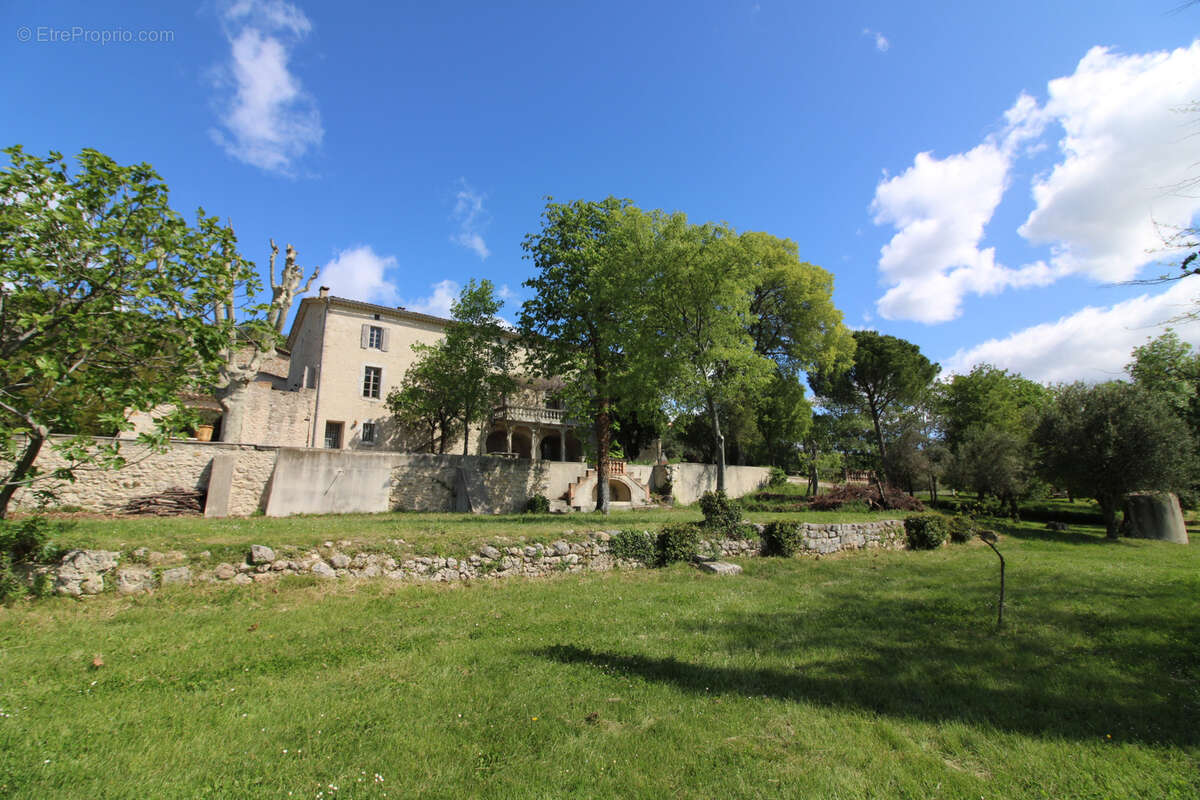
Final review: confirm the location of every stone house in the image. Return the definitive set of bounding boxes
[262,290,588,461]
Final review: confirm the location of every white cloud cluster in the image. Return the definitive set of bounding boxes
[321,245,400,305]
[872,142,1055,322]
[871,41,1200,323]
[943,278,1200,384]
[404,279,460,318]
[1019,44,1200,281]
[210,0,323,175]
[451,180,491,259]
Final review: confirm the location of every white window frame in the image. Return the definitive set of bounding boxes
[361,420,377,445]
[362,364,383,399]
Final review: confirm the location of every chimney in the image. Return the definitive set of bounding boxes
[318,286,330,299]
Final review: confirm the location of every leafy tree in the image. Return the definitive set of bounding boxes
[743,232,855,378]
[939,364,1049,452]
[519,198,663,513]
[441,279,515,455]
[653,218,774,491]
[385,345,462,453]
[946,426,1035,516]
[0,146,245,517]
[810,330,939,488]
[1035,381,1195,538]
[1125,329,1200,434]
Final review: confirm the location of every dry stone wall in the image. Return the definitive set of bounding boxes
[6,436,277,516]
[32,520,906,596]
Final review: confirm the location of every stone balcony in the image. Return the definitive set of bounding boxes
[491,404,576,427]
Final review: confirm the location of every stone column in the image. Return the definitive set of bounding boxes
[505,426,512,454]
[559,428,566,462]
[530,428,542,461]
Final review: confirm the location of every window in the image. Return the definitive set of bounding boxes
[363,365,382,399]
[324,421,343,449]
[361,323,388,351]
[361,421,377,444]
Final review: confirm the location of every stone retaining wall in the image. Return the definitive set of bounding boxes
[7,436,278,516]
[36,520,906,596]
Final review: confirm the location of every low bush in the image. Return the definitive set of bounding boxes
[656,523,700,566]
[0,517,66,601]
[609,529,656,564]
[698,490,741,534]
[524,495,551,514]
[947,514,976,544]
[762,521,803,557]
[904,513,949,550]
[768,466,788,487]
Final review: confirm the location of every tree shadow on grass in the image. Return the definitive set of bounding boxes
[535,566,1200,747]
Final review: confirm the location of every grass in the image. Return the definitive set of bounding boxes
[0,517,1197,798]
[28,507,892,563]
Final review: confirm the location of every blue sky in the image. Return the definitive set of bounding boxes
[4,0,1200,384]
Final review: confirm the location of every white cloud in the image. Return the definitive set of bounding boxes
[943,278,1200,383]
[210,0,322,175]
[404,279,460,318]
[870,41,1200,323]
[871,138,1056,322]
[321,245,400,305]
[451,180,491,259]
[1018,43,1200,281]
[862,28,889,53]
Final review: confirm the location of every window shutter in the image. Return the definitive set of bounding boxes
[380,328,389,352]
[360,324,369,349]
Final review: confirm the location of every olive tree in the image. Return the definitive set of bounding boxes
[1035,381,1195,538]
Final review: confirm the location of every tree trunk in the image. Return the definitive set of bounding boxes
[707,396,726,494]
[868,403,890,488]
[0,430,47,519]
[462,421,470,456]
[1099,496,1120,539]
[808,458,818,497]
[595,398,612,514]
[218,383,250,443]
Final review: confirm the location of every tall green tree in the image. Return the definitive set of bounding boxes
[653,218,774,492]
[939,364,1049,452]
[0,146,248,517]
[519,198,662,513]
[442,279,515,455]
[1125,329,1200,435]
[809,330,939,488]
[1035,381,1195,538]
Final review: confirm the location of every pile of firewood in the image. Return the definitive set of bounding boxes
[119,487,205,516]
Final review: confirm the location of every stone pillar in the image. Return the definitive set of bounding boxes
[505,426,512,454]
[559,428,566,462]
[531,428,542,461]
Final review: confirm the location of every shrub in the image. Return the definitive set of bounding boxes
[947,514,976,544]
[904,513,949,550]
[524,495,551,514]
[609,529,655,563]
[0,555,22,602]
[656,523,700,566]
[768,466,788,487]
[762,521,803,557]
[0,516,55,563]
[698,490,741,534]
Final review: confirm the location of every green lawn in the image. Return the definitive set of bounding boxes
[1,518,1197,798]
[35,507,890,563]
